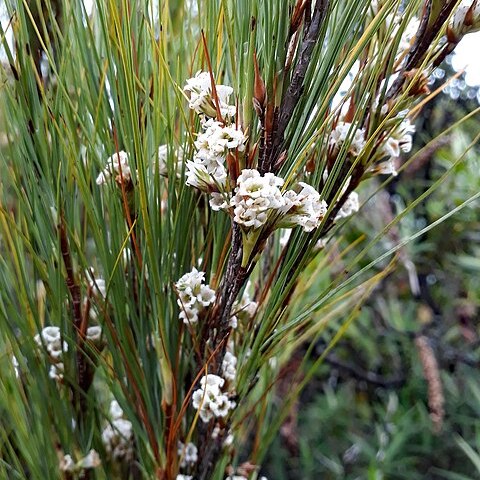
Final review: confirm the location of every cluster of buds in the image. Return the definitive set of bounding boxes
[191,374,235,423]
[175,267,216,324]
[101,400,134,462]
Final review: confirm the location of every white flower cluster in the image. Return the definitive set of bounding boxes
[230,169,285,228]
[450,1,480,41]
[183,71,246,194]
[101,400,134,461]
[96,151,132,186]
[59,450,100,473]
[184,70,236,119]
[186,119,246,192]
[175,267,216,324]
[329,122,366,157]
[192,374,235,423]
[222,169,327,232]
[176,475,193,480]
[177,441,198,469]
[279,182,328,232]
[222,352,237,382]
[34,326,67,382]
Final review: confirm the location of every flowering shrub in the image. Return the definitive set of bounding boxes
[0,1,478,479]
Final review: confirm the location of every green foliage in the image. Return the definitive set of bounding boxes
[0,1,479,479]
[263,95,480,479]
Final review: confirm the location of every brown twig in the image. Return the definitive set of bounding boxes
[261,0,329,173]
[386,0,458,101]
[58,216,90,419]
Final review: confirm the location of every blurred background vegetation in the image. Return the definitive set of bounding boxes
[263,70,480,480]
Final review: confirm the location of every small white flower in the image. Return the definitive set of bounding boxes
[96,151,132,186]
[336,192,360,220]
[102,418,134,461]
[195,119,246,156]
[49,362,64,382]
[86,325,102,343]
[185,160,227,192]
[209,393,232,418]
[176,267,206,291]
[185,119,245,193]
[192,374,234,423]
[279,182,328,232]
[109,400,124,420]
[179,305,200,325]
[176,475,193,480]
[78,449,101,469]
[209,192,230,211]
[34,326,68,362]
[329,122,366,156]
[397,119,415,153]
[231,169,285,229]
[200,374,225,389]
[35,325,61,347]
[175,268,215,324]
[59,454,75,472]
[222,352,237,382]
[382,137,400,159]
[184,71,236,118]
[376,158,398,176]
[230,171,327,232]
[177,441,198,468]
